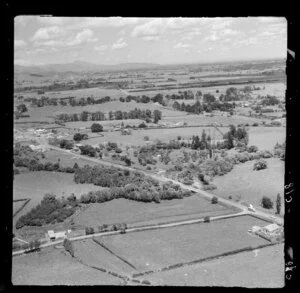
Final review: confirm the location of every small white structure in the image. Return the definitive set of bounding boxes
[47,230,71,241]
[248,204,256,212]
[262,223,280,234]
[248,226,261,233]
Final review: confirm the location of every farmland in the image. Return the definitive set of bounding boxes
[73,195,237,229]
[212,158,285,213]
[12,246,122,285]
[13,171,102,223]
[145,243,284,287]
[13,55,286,287]
[98,215,270,272]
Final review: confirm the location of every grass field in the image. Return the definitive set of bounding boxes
[43,149,101,167]
[12,246,122,285]
[73,195,237,229]
[13,171,102,223]
[74,239,137,275]
[248,127,285,150]
[144,243,284,287]
[212,158,284,214]
[98,215,269,272]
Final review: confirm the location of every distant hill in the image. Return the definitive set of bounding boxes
[14,61,162,77]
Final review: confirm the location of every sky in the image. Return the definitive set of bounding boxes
[14,16,287,66]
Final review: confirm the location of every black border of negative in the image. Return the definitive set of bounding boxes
[2,3,299,292]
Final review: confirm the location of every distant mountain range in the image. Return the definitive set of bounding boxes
[14,61,162,76]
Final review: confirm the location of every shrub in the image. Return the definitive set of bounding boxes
[253,159,268,170]
[203,184,217,191]
[63,239,75,257]
[211,196,218,204]
[144,136,149,141]
[141,280,151,285]
[91,123,103,133]
[247,145,258,153]
[261,196,273,209]
[204,216,210,223]
[115,148,122,154]
[138,122,147,128]
[252,123,259,127]
[85,227,94,235]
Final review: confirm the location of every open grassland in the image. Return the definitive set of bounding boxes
[98,215,269,272]
[82,126,227,147]
[128,82,285,98]
[145,243,284,287]
[18,87,125,99]
[13,171,102,223]
[73,195,236,228]
[13,201,26,215]
[12,246,122,285]
[212,158,284,213]
[162,113,268,126]
[248,127,285,150]
[43,149,100,167]
[74,239,137,275]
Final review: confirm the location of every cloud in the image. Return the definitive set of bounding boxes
[94,44,108,51]
[131,18,164,38]
[14,40,27,47]
[174,42,191,49]
[37,16,66,25]
[31,26,65,41]
[112,37,127,49]
[222,29,241,36]
[141,35,161,41]
[203,32,219,42]
[257,17,285,24]
[66,29,97,46]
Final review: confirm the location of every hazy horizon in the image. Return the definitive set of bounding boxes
[14,17,287,66]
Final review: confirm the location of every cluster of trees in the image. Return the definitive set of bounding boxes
[253,159,268,170]
[28,96,111,108]
[91,123,103,133]
[172,100,234,114]
[55,108,162,123]
[16,193,77,228]
[191,130,212,151]
[13,239,41,252]
[165,90,197,100]
[274,142,285,161]
[260,95,280,106]
[120,93,166,106]
[73,133,89,141]
[73,165,191,203]
[223,125,249,149]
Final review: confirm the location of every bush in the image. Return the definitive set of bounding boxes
[63,239,75,257]
[91,123,103,133]
[211,196,218,204]
[247,145,258,153]
[204,216,210,223]
[144,136,149,141]
[261,196,273,209]
[252,123,259,127]
[138,122,147,128]
[115,148,122,154]
[253,159,268,170]
[85,227,94,235]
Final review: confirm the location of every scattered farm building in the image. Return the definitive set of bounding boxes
[46,230,72,241]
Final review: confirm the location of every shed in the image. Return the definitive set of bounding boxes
[47,230,55,240]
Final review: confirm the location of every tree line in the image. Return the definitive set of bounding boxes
[55,108,162,123]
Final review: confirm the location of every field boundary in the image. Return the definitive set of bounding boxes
[13,198,31,218]
[132,242,280,278]
[92,238,137,270]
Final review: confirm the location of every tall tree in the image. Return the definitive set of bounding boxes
[276,193,281,214]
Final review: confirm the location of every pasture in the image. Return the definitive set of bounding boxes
[13,171,102,223]
[73,195,237,228]
[212,158,284,213]
[74,239,137,275]
[98,215,269,272]
[145,243,284,287]
[12,246,121,285]
[248,127,285,150]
